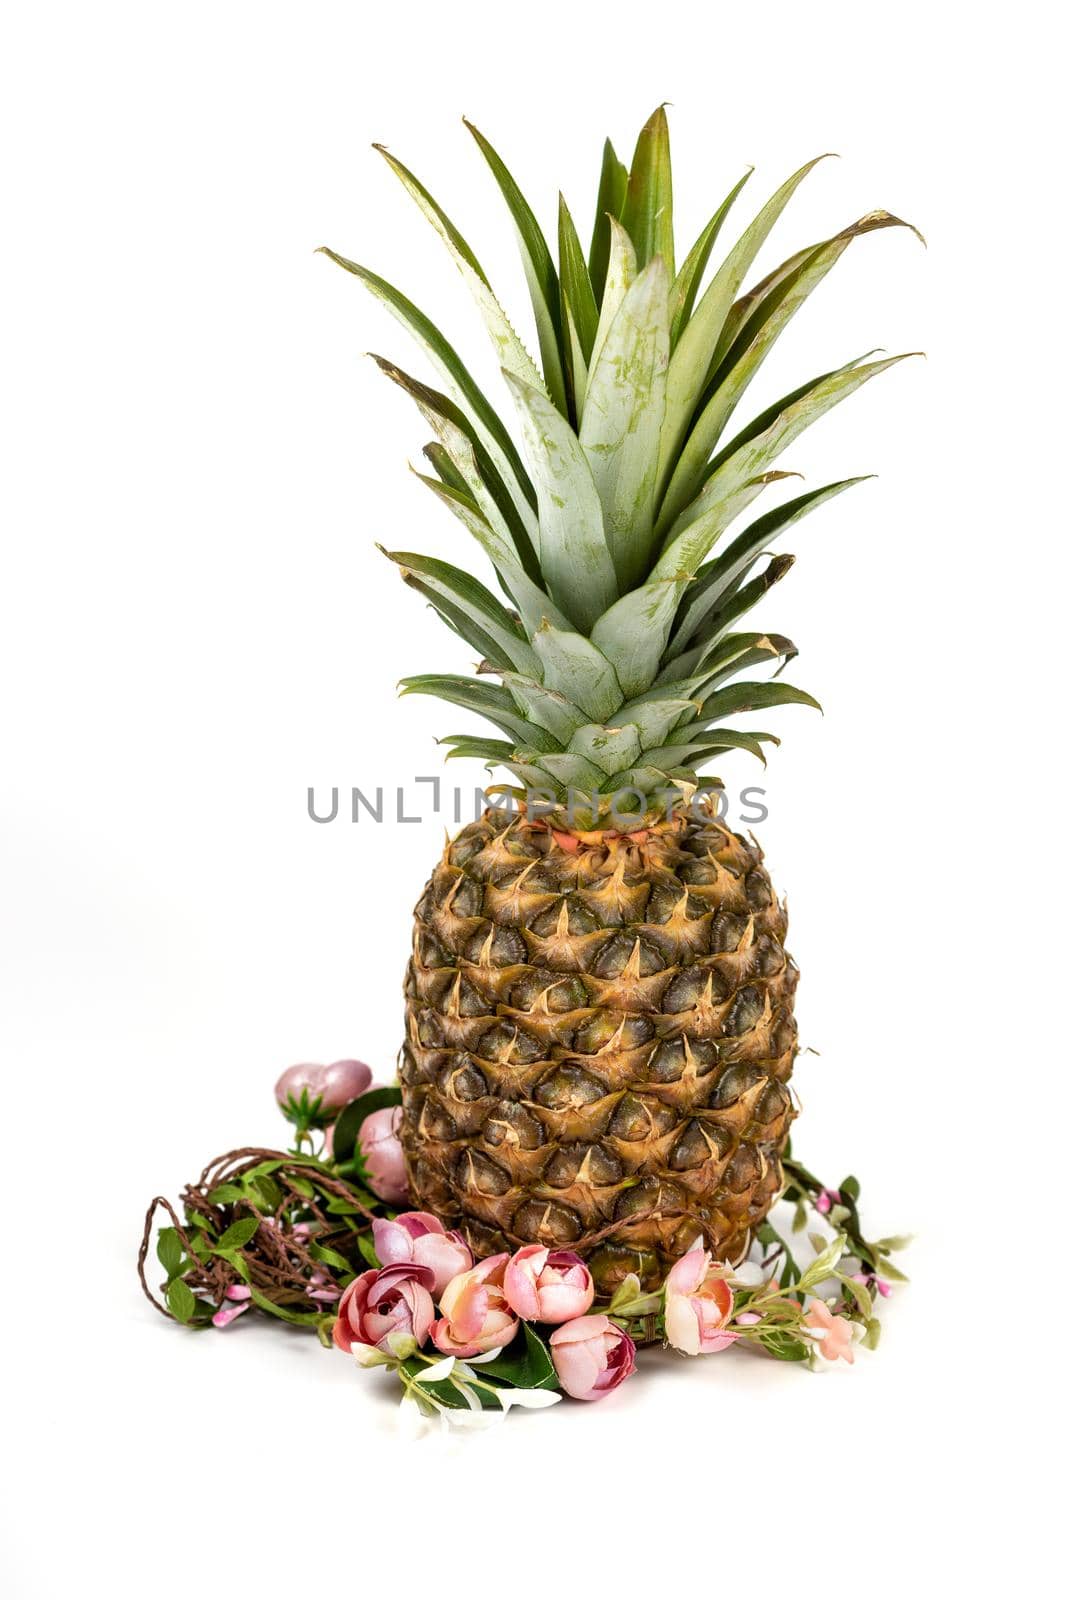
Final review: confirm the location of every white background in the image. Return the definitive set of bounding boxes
[2,2,1063,1594]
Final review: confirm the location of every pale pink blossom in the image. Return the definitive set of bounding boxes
[503,1245,594,1324]
[805,1298,855,1363]
[225,1284,252,1302]
[431,1254,519,1357]
[373,1212,473,1298]
[663,1250,737,1355]
[333,1263,434,1354]
[358,1105,409,1203]
[815,1188,842,1215]
[549,1315,635,1401]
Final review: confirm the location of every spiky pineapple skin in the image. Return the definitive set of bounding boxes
[400,803,798,1295]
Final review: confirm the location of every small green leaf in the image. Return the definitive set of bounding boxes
[357,1233,381,1270]
[216,1217,261,1251]
[166,1278,197,1325]
[841,1174,861,1199]
[205,1183,242,1205]
[247,1288,321,1326]
[759,1328,809,1362]
[475,1323,560,1391]
[308,1242,353,1273]
[156,1227,183,1278]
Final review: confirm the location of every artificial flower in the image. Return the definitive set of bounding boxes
[663,1249,737,1355]
[805,1297,855,1363]
[503,1245,594,1324]
[431,1254,519,1357]
[333,1262,434,1355]
[274,1058,372,1123]
[358,1105,409,1203]
[549,1316,636,1401]
[373,1212,473,1297]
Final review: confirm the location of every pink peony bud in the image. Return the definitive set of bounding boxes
[319,1058,373,1108]
[503,1245,595,1324]
[663,1249,737,1355]
[274,1062,323,1109]
[275,1058,374,1123]
[372,1212,473,1298]
[358,1106,409,1204]
[549,1315,636,1401]
[431,1254,519,1357]
[332,1263,434,1354]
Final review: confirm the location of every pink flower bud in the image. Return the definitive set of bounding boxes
[332,1263,434,1354]
[212,1301,250,1328]
[431,1254,519,1357]
[549,1315,636,1401]
[225,1284,252,1302]
[358,1106,409,1204]
[275,1059,374,1123]
[663,1249,737,1355]
[875,1278,893,1298]
[319,1058,373,1108]
[274,1062,323,1110]
[503,1245,595,1324]
[816,1189,833,1214]
[372,1212,473,1298]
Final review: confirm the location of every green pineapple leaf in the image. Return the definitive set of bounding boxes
[657,153,834,501]
[672,478,868,653]
[589,138,629,303]
[580,257,670,591]
[374,144,546,394]
[502,370,619,631]
[319,248,536,525]
[621,105,674,278]
[670,168,753,346]
[463,119,568,413]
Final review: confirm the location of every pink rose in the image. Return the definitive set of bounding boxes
[664,1249,737,1355]
[431,1254,519,1357]
[275,1058,372,1123]
[332,1262,434,1355]
[358,1106,409,1203]
[549,1315,635,1401]
[503,1245,595,1324]
[372,1212,473,1298]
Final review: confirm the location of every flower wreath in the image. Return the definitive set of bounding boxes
[139,1059,907,1428]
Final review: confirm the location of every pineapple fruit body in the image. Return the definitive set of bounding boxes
[329,108,914,1293]
[401,803,797,1295]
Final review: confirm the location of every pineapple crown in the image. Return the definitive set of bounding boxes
[322,107,921,829]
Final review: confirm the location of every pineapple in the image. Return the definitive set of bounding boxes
[325,108,918,1294]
